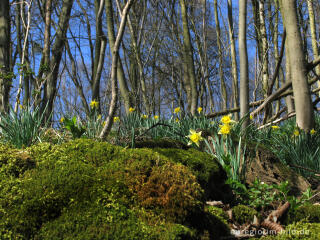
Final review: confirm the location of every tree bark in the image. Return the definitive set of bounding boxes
[100,0,135,138]
[0,0,10,112]
[228,0,239,119]
[105,0,133,114]
[43,0,74,121]
[307,0,320,91]
[239,0,249,128]
[214,0,227,110]
[91,0,107,113]
[280,0,315,130]
[180,0,198,115]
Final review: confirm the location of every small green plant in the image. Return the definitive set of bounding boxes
[61,116,86,139]
[0,106,47,148]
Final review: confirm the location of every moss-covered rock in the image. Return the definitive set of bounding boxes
[1,139,215,239]
[134,138,189,149]
[152,148,234,203]
[232,205,258,225]
[0,143,35,177]
[286,204,320,224]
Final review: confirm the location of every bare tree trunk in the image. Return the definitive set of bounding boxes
[259,0,271,122]
[100,0,135,138]
[91,0,107,113]
[43,0,74,121]
[180,0,198,115]
[239,0,249,128]
[105,0,133,114]
[280,0,315,131]
[0,0,10,112]
[284,38,295,113]
[307,0,320,91]
[228,0,239,119]
[214,0,227,110]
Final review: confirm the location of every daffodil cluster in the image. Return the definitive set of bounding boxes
[218,114,235,136]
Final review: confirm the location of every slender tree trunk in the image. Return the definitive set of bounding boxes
[0,0,10,112]
[271,0,281,113]
[92,0,107,113]
[239,0,249,128]
[228,0,239,119]
[214,0,227,110]
[43,0,74,121]
[259,0,271,122]
[180,0,198,115]
[307,0,320,91]
[100,0,135,138]
[105,0,133,114]
[280,0,314,130]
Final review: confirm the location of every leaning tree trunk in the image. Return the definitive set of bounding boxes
[105,0,133,114]
[280,0,315,131]
[100,0,135,138]
[0,0,10,112]
[239,0,249,129]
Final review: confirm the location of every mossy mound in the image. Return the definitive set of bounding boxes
[232,205,258,225]
[258,222,320,240]
[0,143,35,177]
[153,147,234,203]
[285,204,320,224]
[0,138,232,239]
[134,138,189,149]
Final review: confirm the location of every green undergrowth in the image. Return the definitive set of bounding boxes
[0,138,231,240]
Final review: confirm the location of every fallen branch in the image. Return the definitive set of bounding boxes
[267,201,290,223]
[257,112,296,130]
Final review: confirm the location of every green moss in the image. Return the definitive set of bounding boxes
[232,205,258,225]
[0,139,207,239]
[134,138,189,149]
[152,148,234,202]
[206,206,229,225]
[286,204,320,224]
[0,143,35,177]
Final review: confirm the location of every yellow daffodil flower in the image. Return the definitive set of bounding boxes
[97,114,102,120]
[218,124,231,135]
[129,107,135,113]
[187,129,203,147]
[103,121,107,126]
[293,129,300,137]
[310,129,316,135]
[154,115,159,120]
[113,116,120,122]
[220,114,234,124]
[175,118,180,122]
[60,117,65,123]
[90,100,99,109]
[174,107,181,114]
[250,114,254,120]
[142,114,148,119]
[197,107,203,114]
[271,125,280,130]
